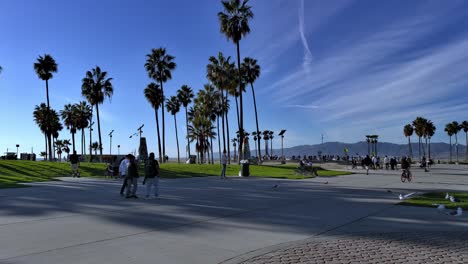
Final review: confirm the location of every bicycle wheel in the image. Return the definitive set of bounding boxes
[401,172,406,182]
[407,171,412,182]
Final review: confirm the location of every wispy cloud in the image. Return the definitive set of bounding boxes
[259,1,468,143]
[299,0,313,69]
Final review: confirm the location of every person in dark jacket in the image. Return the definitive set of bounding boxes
[363,155,372,175]
[125,154,139,199]
[143,152,160,198]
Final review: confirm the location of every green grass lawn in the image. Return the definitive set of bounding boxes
[0,160,350,188]
[399,192,468,210]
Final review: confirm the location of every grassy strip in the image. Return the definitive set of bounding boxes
[399,192,468,210]
[0,160,351,188]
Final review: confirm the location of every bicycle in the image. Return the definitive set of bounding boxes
[401,169,412,182]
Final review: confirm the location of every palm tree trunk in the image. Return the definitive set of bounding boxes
[250,82,262,163]
[428,137,431,159]
[220,92,226,153]
[185,106,190,159]
[425,137,428,158]
[234,96,240,130]
[409,137,412,159]
[455,133,459,163]
[217,117,222,164]
[53,138,56,160]
[45,79,53,161]
[47,133,53,161]
[155,109,163,163]
[83,128,86,157]
[72,132,76,153]
[418,137,421,161]
[449,136,452,163]
[159,80,166,163]
[89,124,93,162]
[95,104,103,162]
[44,133,48,161]
[210,137,214,164]
[225,96,231,164]
[174,115,180,164]
[236,42,244,163]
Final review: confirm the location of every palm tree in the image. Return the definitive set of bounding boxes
[166,96,182,164]
[33,103,51,160]
[403,124,413,159]
[81,66,113,162]
[62,139,71,159]
[61,104,79,152]
[177,85,194,160]
[452,121,461,163]
[34,54,58,161]
[218,0,253,161]
[445,123,455,163]
[145,48,177,163]
[91,142,99,156]
[412,117,427,160]
[462,121,468,162]
[75,101,92,156]
[242,57,262,162]
[262,130,270,158]
[207,52,235,157]
[55,139,64,161]
[425,120,436,159]
[50,111,63,160]
[144,83,164,163]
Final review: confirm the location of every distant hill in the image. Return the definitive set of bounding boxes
[266,141,467,160]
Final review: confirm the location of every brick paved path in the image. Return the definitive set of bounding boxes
[239,232,468,264]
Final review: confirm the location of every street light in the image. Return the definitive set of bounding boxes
[109,130,114,155]
[16,144,20,159]
[279,130,286,163]
[117,145,121,155]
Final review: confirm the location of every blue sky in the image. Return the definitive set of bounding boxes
[1,0,468,157]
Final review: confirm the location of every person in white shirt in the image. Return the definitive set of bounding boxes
[119,155,130,196]
[220,150,228,179]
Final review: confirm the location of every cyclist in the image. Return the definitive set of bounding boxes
[401,156,411,180]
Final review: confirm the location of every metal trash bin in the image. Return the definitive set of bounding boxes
[240,160,250,177]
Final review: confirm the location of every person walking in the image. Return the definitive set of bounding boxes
[220,150,228,179]
[119,155,130,196]
[143,152,160,198]
[125,154,139,199]
[70,151,80,177]
[363,155,372,175]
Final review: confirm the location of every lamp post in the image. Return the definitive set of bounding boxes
[16,144,20,159]
[109,130,114,155]
[117,145,120,155]
[89,121,94,162]
[279,130,286,164]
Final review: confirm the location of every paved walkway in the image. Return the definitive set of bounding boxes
[0,164,467,263]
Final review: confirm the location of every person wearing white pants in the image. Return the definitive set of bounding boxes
[143,152,160,198]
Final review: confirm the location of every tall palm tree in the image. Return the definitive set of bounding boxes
[55,139,64,161]
[62,139,71,159]
[81,66,113,162]
[218,0,253,161]
[145,48,177,163]
[262,130,270,158]
[452,121,461,163]
[462,121,468,162]
[207,52,236,162]
[61,104,79,152]
[445,123,455,163]
[33,103,52,160]
[269,131,274,157]
[177,85,194,160]
[75,101,92,156]
[166,96,182,164]
[144,83,164,163]
[34,54,58,160]
[242,57,261,162]
[403,124,413,159]
[425,120,436,159]
[412,117,427,159]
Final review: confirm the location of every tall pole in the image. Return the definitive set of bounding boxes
[109,130,114,156]
[118,145,120,155]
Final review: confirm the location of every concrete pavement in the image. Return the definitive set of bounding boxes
[0,164,467,263]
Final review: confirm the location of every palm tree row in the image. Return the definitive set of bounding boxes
[445,121,468,163]
[33,53,113,162]
[403,117,436,161]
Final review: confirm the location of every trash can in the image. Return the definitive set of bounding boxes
[240,160,250,177]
